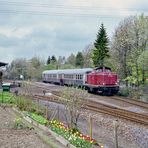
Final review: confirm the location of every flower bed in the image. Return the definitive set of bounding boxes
[24,113,100,148]
[49,120,99,148]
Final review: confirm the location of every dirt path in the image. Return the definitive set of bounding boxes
[0,106,65,148]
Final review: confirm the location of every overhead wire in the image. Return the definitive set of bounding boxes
[0,0,146,18]
[0,0,147,11]
[0,9,126,18]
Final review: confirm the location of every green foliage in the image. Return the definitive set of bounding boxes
[92,23,109,67]
[44,64,57,70]
[31,57,41,69]
[60,64,76,69]
[51,55,57,64]
[27,112,48,125]
[111,14,148,87]
[117,87,130,97]
[124,76,138,85]
[129,88,143,99]
[15,96,34,111]
[13,117,24,129]
[0,92,15,104]
[67,53,76,66]
[8,58,27,80]
[46,56,51,65]
[0,90,45,115]
[75,52,84,68]
[8,57,44,80]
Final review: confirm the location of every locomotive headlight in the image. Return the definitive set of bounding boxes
[103,83,105,85]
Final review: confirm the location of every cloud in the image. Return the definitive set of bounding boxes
[0,0,147,63]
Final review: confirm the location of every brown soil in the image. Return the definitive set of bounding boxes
[0,106,50,148]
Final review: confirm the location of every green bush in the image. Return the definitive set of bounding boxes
[117,87,130,97]
[0,92,15,104]
[26,112,48,125]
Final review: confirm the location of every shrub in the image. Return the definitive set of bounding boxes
[117,87,130,97]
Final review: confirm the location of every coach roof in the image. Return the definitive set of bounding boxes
[43,68,93,75]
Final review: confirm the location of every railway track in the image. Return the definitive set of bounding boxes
[19,81,148,125]
[104,96,148,109]
[32,82,148,110]
[34,94,148,126]
[85,100,148,126]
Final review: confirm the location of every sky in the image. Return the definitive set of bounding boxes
[0,0,147,63]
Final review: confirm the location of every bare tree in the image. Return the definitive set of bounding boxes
[82,44,93,68]
[61,87,88,130]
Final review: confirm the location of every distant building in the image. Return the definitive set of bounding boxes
[0,62,8,67]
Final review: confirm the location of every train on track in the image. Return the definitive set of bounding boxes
[42,67,119,95]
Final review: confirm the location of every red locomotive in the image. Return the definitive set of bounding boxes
[85,67,119,95]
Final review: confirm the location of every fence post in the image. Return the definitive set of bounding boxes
[114,120,119,148]
[57,106,60,120]
[37,98,39,114]
[46,105,48,120]
[89,115,93,139]
[2,91,3,103]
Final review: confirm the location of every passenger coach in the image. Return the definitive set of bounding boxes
[42,68,93,87]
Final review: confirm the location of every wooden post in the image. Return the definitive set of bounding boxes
[57,106,59,121]
[89,115,93,139]
[2,91,3,103]
[37,98,39,114]
[46,105,48,120]
[114,120,119,148]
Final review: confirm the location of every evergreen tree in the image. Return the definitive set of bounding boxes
[47,56,51,65]
[51,55,57,64]
[92,23,109,67]
[75,52,84,68]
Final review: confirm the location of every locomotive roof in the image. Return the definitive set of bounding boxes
[94,67,111,70]
[43,68,93,75]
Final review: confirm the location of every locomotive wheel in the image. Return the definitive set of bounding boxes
[87,87,93,93]
[87,88,97,94]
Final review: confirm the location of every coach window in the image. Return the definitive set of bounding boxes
[80,75,82,80]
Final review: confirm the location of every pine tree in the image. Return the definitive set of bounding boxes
[51,55,57,63]
[47,56,51,65]
[92,23,109,67]
[75,52,84,68]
